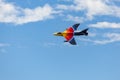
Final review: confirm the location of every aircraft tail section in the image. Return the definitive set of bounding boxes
[81,28,89,36]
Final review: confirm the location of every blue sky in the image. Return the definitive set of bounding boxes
[0,0,120,80]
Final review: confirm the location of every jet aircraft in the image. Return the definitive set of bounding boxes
[54,23,88,45]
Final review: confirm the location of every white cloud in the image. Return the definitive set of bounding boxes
[76,0,120,19]
[1,0,120,24]
[0,0,56,24]
[88,32,97,37]
[57,0,120,20]
[79,33,120,45]
[65,15,84,23]
[93,33,120,44]
[17,4,54,24]
[89,22,120,28]
[57,4,75,10]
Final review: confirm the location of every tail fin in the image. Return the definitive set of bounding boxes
[81,28,89,36]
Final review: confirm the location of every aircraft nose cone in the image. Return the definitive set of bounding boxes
[53,33,57,36]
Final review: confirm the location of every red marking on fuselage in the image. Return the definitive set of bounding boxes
[64,27,74,41]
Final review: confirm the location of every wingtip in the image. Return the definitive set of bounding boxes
[76,23,80,26]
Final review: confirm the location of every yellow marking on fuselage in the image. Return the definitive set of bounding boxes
[62,32,67,37]
[54,31,73,37]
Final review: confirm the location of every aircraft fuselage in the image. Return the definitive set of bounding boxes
[54,30,88,37]
[53,23,88,45]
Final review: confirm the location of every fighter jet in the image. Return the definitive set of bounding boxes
[54,23,88,45]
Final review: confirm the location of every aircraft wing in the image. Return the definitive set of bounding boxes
[72,23,80,30]
[69,37,76,45]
